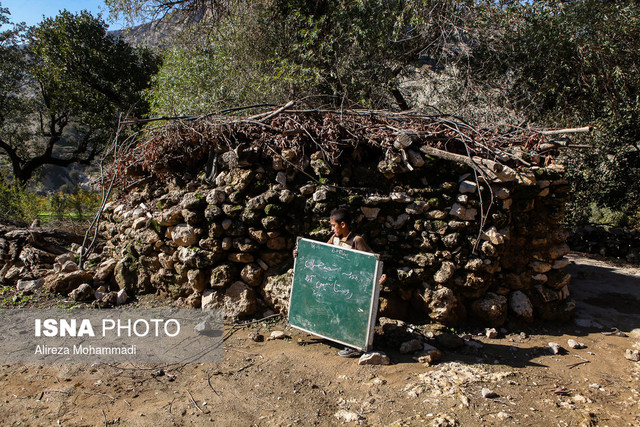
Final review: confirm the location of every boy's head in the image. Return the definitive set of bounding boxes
[330,208,351,237]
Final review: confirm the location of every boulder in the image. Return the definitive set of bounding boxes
[69,283,94,301]
[46,271,94,295]
[471,292,508,326]
[262,270,293,314]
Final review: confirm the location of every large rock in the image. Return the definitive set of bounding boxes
[471,292,508,326]
[223,282,258,318]
[508,290,534,323]
[114,258,139,294]
[433,261,456,284]
[94,259,118,282]
[171,224,200,247]
[210,264,234,288]
[241,263,264,287]
[423,285,464,325]
[69,283,94,301]
[45,270,93,295]
[262,270,293,314]
[16,278,44,294]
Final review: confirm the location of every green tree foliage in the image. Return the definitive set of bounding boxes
[123,0,478,115]
[469,0,640,225]
[0,9,160,183]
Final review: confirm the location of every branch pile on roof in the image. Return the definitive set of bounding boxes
[111,108,567,186]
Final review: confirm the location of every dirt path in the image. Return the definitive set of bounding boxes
[0,253,638,426]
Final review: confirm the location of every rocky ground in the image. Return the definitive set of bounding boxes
[0,252,638,426]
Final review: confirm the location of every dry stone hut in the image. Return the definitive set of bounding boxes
[98,108,575,326]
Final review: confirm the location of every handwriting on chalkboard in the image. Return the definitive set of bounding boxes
[304,259,339,272]
[310,279,353,300]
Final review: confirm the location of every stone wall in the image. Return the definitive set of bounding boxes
[96,122,575,326]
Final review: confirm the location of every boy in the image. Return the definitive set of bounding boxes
[327,208,386,357]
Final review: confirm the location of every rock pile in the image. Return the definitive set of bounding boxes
[0,109,577,326]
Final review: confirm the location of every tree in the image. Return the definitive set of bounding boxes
[0,9,160,183]
[468,0,640,225]
[109,0,479,115]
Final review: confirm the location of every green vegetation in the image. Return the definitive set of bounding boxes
[0,1,639,230]
[0,8,159,184]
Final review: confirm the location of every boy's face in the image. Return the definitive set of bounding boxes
[330,219,349,237]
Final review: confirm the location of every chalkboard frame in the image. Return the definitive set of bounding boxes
[288,237,383,351]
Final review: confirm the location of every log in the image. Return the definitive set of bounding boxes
[538,126,592,135]
[418,145,517,182]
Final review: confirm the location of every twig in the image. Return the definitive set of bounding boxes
[102,409,107,427]
[186,389,205,413]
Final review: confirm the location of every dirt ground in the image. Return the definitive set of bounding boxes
[0,252,639,426]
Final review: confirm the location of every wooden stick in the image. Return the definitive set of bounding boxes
[538,126,592,135]
[186,389,205,413]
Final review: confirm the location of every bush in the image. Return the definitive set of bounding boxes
[0,173,42,225]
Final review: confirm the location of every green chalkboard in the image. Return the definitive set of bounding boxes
[288,237,382,351]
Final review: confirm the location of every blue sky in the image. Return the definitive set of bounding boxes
[1,0,127,29]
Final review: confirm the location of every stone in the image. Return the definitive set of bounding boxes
[267,237,287,251]
[94,259,118,282]
[625,349,640,362]
[206,189,226,205]
[389,213,409,229]
[508,291,534,323]
[228,253,254,263]
[201,289,221,310]
[101,291,118,306]
[312,188,328,202]
[361,207,381,220]
[241,264,264,287]
[530,261,552,273]
[116,288,128,305]
[365,195,391,205]
[399,339,423,354]
[413,343,442,365]
[269,330,286,340]
[471,293,508,326]
[45,270,94,295]
[406,149,424,167]
[433,261,456,284]
[132,217,147,230]
[61,261,79,273]
[187,269,207,293]
[549,244,571,259]
[481,388,498,398]
[548,342,563,355]
[482,226,507,245]
[248,228,269,244]
[450,203,477,221]
[552,258,570,269]
[157,206,183,226]
[69,283,94,301]
[263,270,293,314]
[224,282,258,318]
[435,333,464,350]
[16,279,44,294]
[494,187,510,199]
[248,331,264,342]
[358,351,391,365]
[390,192,413,203]
[171,224,200,247]
[210,264,233,288]
[425,286,463,325]
[334,410,363,423]
[567,339,585,349]
[485,328,499,339]
[459,180,477,194]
